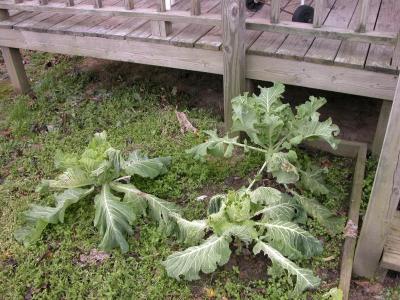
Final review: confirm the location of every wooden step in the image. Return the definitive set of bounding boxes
[381,211,400,272]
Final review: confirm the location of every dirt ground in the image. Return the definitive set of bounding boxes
[0,53,397,299]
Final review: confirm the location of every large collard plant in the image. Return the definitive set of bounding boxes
[163,83,343,294]
[187,83,342,232]
[14,132,200,253]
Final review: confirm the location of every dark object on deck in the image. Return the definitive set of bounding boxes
[292,5,314,23]
[246,0,264,12]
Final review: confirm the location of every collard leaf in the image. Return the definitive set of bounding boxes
[122,150,171,179]
[250,187,282,205]
[295,194,344,234]
[37,168,94,192]
[256,83,285,112]
[172,214,208,245]
[224,221,258,244]
[14,187,94,246]
[298,168,329,196]
[254,197,298,222]
[207,194,225,215]
[79,131,112,172]
[257,221,323,259]
[143,193,181,231]
[109,182,148,218]
[266,152,299,184]
[94,184,135,253]
[253,240,320,294]
[162,234,232,280]
[186,130,238,160]
[54,150,79,170]
[224,191,251,223]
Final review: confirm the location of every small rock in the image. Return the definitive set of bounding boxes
[196,195,208,201]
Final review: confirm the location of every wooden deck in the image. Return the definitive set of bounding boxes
[1,0,399,73]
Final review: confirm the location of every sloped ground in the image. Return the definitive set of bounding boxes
[0,52,398,299]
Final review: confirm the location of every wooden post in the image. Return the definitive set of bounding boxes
[392,33,400,68]
[353,77,400,278]
[356,0,370,33]
[191,0,200,16]
[94,0,102,8]
[1,47,30,94]
[372,101,392,156]
[313,0,324,28]
[338,144,367,300]
[151,0,172,37]
[38,0,48,5]
[222,0,246,130]
[123,0,134,10]
[66,0,74,6]
[270,0,280,24]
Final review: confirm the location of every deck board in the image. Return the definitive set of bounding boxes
[0,0,398,75]
[365,0,400,73]
[381,211,400,272]
[304,0,359,64]
[334,0,381,69]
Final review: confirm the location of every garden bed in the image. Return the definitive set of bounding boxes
[1,52,398,299]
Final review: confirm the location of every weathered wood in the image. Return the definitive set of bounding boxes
[354,76,400,278]
[123,0,134,10]
[191,0,200,16]
[334,0,380,69]
[246,55,397,101]
[305,139,364,158]
[222,0,246,129]
[151,0,172,37]
[93,0,102,8]
[381,212,400,272]
[356,0,369,33]
[14,0,23,3]
[66,0,75,7]
[313,0,324,28]
[338,144,368,300]
[372,101,392,156]
[270,0,280,24]
[38,0,48,5]
[1,47,30,93]
[393,33,400,68]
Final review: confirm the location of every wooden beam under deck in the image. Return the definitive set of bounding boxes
[0,28,397,101]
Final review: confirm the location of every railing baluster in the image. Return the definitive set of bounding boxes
[151,0,172,37]
[356,0,370,33]
[191,0,201,16]
[94,0,102,8]
[66,0,75,6]
[14,0,23,3]
[270,0,280,24]
[124,0,134,10]
[39,0,48,5]
[313,0,324,28]
[393,33,400,68]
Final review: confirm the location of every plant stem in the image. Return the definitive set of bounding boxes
[246,160,268,192]
[226,141,269,155]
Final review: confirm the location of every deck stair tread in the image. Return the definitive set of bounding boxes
[381,211,400,272]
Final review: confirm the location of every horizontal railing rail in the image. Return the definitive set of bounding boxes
[0,0,399,49]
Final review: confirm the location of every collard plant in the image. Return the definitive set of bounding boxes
[15,132,200,253]
[163,83,343,294]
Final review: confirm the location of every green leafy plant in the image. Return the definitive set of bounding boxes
[163,83,344,294]
[14,132,199,253]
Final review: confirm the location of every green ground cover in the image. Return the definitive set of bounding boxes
[0,52,371,299]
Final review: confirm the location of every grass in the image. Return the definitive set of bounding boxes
[0,52,357,299]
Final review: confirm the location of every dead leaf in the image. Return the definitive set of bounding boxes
[78,249,110,266]
[204,287,216,299]
[175,111,198,134]
[354,280,383,294]
[344,219,358,238]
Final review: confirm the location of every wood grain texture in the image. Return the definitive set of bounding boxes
[66,0,75,7]
[372,101,392,156]
[191,0,200,15]
[270,0,280,24]
[365,0,400,73]
[354,76,400,278]
[151,0,172,37]
[222,0,245,129]
[1,46,30,93]
[356,0,369,33]
[381,212,400,272]
[0,8,10,21]
[338,144,367,300]
[313,0,324,28]
[93,0,102,8]
[123,0,134,10]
